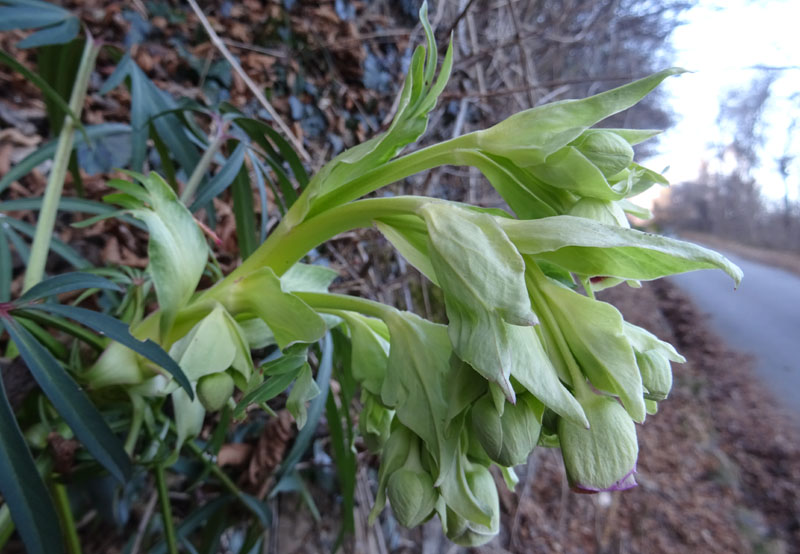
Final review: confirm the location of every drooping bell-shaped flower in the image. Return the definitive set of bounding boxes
[558,394,639,493]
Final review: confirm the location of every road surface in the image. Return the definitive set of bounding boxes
[670,250,800,415]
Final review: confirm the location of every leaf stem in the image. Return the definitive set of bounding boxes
[52,482,82,554]
[295,291,398,321]
[23,38,101,291]
[180,125,228,205]
[205,196,430,299]
[155,464,178,554]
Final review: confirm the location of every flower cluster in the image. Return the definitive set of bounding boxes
[82,3,741,546]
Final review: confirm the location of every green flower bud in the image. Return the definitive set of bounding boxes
[84,341,146,388]
[571,130,634,178]
[471,393,542,467]
[196,371,234,412]
[369,425,415,524]
[568,198,630,228]
[24,423,50,449]
[558,395,638,492]
[636,350,673,401]
[441,464,500,546]
[387,468,438,527]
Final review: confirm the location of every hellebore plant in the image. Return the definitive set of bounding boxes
[9,4,742,548]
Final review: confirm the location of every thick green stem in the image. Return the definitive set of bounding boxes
[52,482,82,554]
[180,126,228,204]
[295,291,398,320]
[304,138,467,219]
[23,38,101,291]
[155,464,178,554]
[206,196,430,299]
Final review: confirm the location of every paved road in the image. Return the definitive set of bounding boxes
[669,250,800,415]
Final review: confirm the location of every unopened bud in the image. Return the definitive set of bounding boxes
[196,371,235,412]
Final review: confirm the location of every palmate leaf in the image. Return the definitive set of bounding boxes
[100,54,200,173]
[0,316,132,482]
[0,375,64,554]
[20,303,193,395]
[0,0,79,48]
[288,2,454,225]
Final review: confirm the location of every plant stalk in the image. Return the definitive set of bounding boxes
[180,126,228,205]
[155,464,178,554]
[52,482,82,554]
[23,37,101,292]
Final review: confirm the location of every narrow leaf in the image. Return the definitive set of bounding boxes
[22,303,193,395]
[190,141,247,211]
[16,272,120,304]
[0,224,11,301]
[0,49,84,133]
[0,364,64,554]
[2,316,132,482]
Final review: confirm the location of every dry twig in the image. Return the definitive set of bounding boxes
[185,0,310,162]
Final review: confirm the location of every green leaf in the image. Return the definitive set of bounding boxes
[506,325,587,427]
[231,164,258,259]
[528,266,645,422]
[0,371,64,554]
[528,144,630,200]
[272,334,333,488]
[122,173,208,336]
[17,18,79,49]
[1,316,132,482]
[4,216,88,269]
[0,48,85,134]
[223,267,326,349]
[336,312,388,396]
[190,141,247,211]
[472,68,684,167]
[172,386,205,452]
[101,55,200,173]
[15,272,120,304]
[501,215,743,286]
[25,303,193,395]
[375,216,438,285]
[420,203,537,401]
[0,224,12,302]
[279,263,339,293]
[286,363,320,429]
[233,366,303,419]
[0,2,70,31]
[291,7,452,225]
[380,311,460,483]
[0,123,131,194]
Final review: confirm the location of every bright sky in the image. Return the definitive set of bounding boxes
[647,0,800,205]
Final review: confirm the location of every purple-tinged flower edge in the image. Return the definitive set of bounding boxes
[571,463,638,494]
